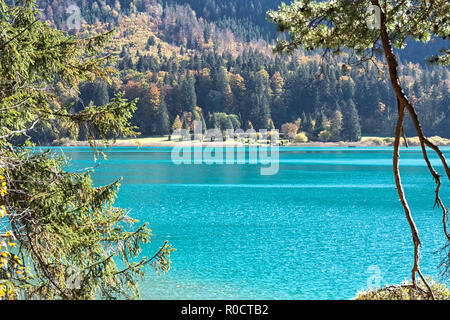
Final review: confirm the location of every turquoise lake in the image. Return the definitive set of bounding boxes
[50,146,450,300]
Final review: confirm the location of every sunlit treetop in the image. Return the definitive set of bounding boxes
[268,0,449,65]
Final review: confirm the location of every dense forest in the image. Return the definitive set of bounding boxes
[29,0,449,144]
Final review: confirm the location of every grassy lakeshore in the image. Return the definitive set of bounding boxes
[54,135,450,147]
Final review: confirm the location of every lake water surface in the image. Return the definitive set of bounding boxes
[51,146,450,299]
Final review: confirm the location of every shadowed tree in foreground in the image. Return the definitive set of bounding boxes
[268,0,449,299]
[0,0,173,299]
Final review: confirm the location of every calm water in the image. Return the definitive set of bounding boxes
[47,146,450,299]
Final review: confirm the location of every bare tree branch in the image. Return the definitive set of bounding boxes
[0,118,40,140]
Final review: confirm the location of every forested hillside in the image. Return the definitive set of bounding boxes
[30,0,449,144]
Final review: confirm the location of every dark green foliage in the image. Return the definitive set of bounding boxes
[157,87,170,135]
[181,74,197,113]
[119,46,134,70]
[146,36,156,49]
[210,112,241,132]
[341,100,362,142]
[76,80,110,111]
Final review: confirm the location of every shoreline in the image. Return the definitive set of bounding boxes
[52,135,450,148]
[56,142,385,147]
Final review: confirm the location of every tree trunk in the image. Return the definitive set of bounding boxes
[370,0,450,299]
[393,101,435,299]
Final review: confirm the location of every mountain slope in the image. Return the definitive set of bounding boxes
[29,0,449,144]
